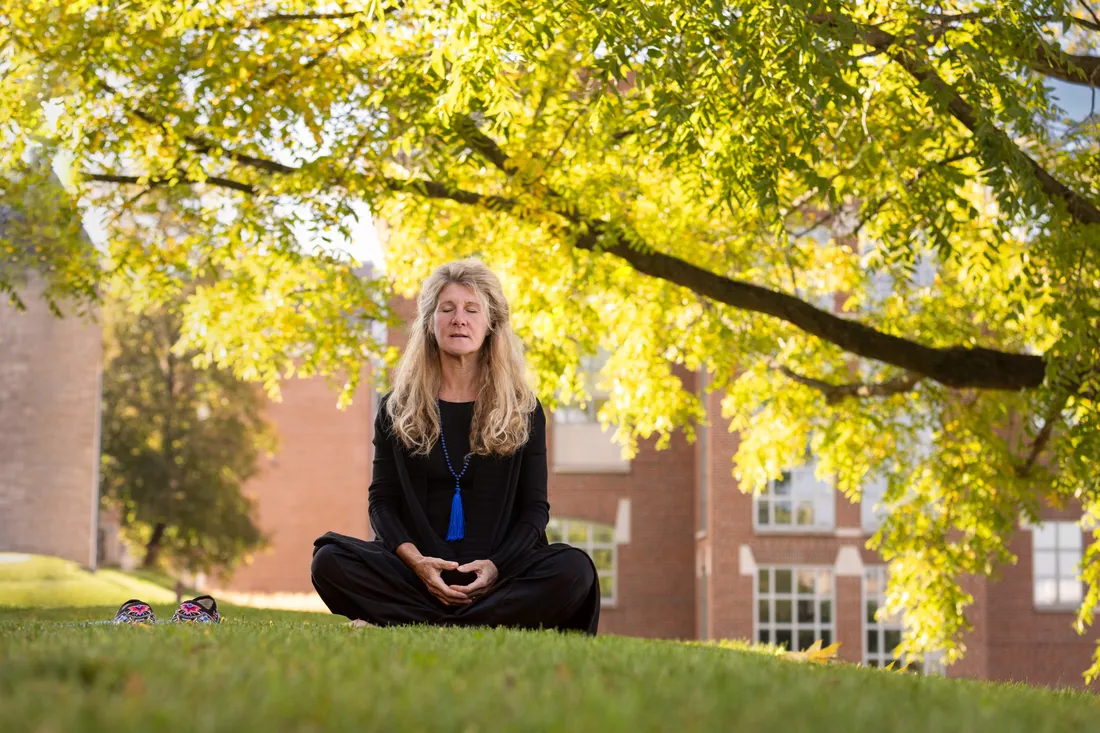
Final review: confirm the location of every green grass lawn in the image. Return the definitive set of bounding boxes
[1,554,1097,732]
[0,554,179,608]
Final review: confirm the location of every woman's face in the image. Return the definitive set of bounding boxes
[433,283,490,358]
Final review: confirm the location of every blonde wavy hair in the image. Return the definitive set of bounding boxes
[385,258,538,457]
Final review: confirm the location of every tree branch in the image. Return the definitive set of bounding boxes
[1016,393,1069,477]
[87,172,256,195]
[829,17,1100,227]
[914,10,1100,34]
[251,12,363,27]
[383,171,1048,391]
[97,81,300,177]
[775,365,923,404]
[1028,42,1100,87]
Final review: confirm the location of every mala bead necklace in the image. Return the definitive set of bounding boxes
[437,397,471,541]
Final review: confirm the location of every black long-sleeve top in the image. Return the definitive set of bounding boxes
[367,394,549,574]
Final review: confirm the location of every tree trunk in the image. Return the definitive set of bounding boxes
[143,521,166,569]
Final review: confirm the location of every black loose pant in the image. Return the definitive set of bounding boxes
[311,542,596,633]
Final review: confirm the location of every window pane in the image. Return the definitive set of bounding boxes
[798,600,815,623]
[758,599,770,623]
[797,570,816,594]
[592,524,614,543]
[884,630,902,653]
[796,502,815,526]
[775,599,792,623]
[798,629,815,651]
[820,630,832,646]
[819,600,832,623]
[598,573,614,599]
[1033,550,1056,577]
[816,570,833,596]
[866,600,879,624]
[1058,522,1082,550]
[864,569,882,597]
[1059,579,1083,604]
[775,501,793,525]
[867,630,879,653]
[590,548,613,571]
[567,524,590,544]
[758,568,770,593]
[775,629,793,651]
[773,472,792,496]
[757,500,769,526]
[1058,550,1081,578]
[1033,524,1057,550]
[758,629,770,644]
[775,569,792,593]
[1034,578,1058,606]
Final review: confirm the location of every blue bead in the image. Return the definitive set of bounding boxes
[438,398,470,541]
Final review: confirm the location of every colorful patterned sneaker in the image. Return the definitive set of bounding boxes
[112,599,156,625]
[170,595,221,623]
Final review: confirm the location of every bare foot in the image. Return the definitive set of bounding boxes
[347,619,376,629]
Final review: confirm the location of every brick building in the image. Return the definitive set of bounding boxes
[0,192,103,569]
[225,298,1099,689]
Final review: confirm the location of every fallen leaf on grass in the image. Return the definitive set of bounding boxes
[778,640,841,664]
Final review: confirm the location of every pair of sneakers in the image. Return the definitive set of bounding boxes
[112,595,221,624]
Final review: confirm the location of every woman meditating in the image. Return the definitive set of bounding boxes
[311,259,600,634]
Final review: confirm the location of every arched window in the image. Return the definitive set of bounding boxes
[546,518,617,605]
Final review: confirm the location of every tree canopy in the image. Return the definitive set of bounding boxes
[5,1,1100,676]
[100,290,274,573]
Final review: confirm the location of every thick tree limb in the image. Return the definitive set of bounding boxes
[775,365,923,404]
[1028,42,1100,86]
[88,78,1053,393]
[381,169,1048,391]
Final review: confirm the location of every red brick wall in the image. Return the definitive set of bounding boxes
[0,276,102,568]
[548,370,697,640]
[981,524,1099,688]
[706,385,754,642]
[225,372,374,593]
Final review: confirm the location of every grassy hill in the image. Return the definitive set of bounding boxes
[0,554,1095,733]
[0,553,177,608]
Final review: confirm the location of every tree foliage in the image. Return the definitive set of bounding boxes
[5,0,1100,676]
[100,291,274,573]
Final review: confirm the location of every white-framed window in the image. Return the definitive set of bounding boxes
[553,351,610,425]
[863,566,906,669]
[860,474,888,533]
[1032,521,1083,608]
[551,350,630,473]
[754,566,834,651]
[753,459,835,532]
[553,396,608,424]
[546,518,617,605]
[863,566,943,673]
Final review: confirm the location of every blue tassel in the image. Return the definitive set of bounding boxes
[446,488,465,540]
